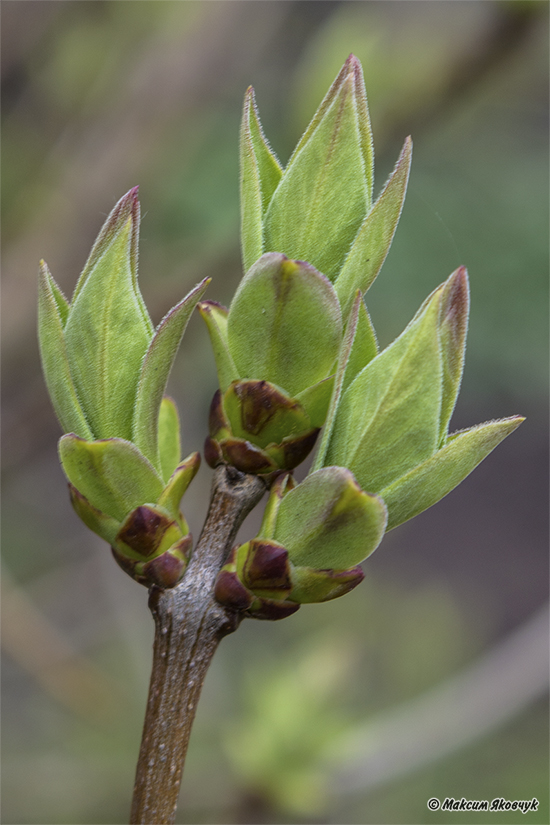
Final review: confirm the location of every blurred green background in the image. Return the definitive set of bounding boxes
[2,2,548,823]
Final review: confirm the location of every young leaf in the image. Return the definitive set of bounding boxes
[197,301,239,392]
[132,278,209,470]
[47,269,70,327]
[335,136,412,317]
[246,89,283,213]
[288,54,374,204]
[240,91,265,273]
[289,565,364,604]
[341,298,378,395]
[273,466,387,569]
[68,484,121,545]
[227,253,342,397]
[63,212,152,440]
[437,266,469,443]
[294,375,335,428]
[58,435,164,522]
[158,397,181,482]
[325,291,443,491]
[264,71,368,282]
[317,293,378,470]
[156,451,201,521]
[313,292,363,472]
[257,473,294,540]
[380,417,524,530]
[71,189,152,331]
[38,261,93,439]
[350,53,375,206]
[240,88,282,272]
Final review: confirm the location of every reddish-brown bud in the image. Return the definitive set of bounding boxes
[222,438,277,474]
[242,540,292,593]
[247,597,300,621]
[215,569,254,611]
[141,544,189,588]
[116,506,179,558]
[204,436,224,468]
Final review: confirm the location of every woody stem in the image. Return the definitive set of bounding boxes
[129,465,266,825]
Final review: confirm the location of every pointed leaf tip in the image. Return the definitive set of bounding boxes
[442,266,469,321]
[70,186,145,308]
[113,185,139,216]
[438,267,470,441]
[264,56,372,280]
[198,299,238,392]
[63,194,152,439]
[133,277,210,469]
[335,134,412,314]
[381,415,524,530]
[38,261,92,438]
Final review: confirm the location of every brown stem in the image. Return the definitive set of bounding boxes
[129,465,266,825]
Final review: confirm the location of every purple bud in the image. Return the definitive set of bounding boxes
[116,506,177,558]
[247,597,300,621]
[233,380,301,436]
[208,389,230,437]
[141,548,188,589]
[222,438,277,474]
[242,540,292,592]
[215,569,254,610]
[111,547,140,580]
[204,436,223,469]
[278,428,320,470]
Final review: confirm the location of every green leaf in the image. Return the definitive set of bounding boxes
[227,253,342,397]
[294,376,335,428]
[158,397,181,482]
[71,189,152,335]
[325,290,443,491]
[240,87,283,273]
[48,269,70,326]
[381,417,524,530]
[342,297,378,394]
[351,53,375,207]
[288,54,374,205]
[38,261,93,438]
[273,467,387,569]
[132,278,209,470]
[437,267,469,443]
[257,473,294,540]
[63,197,152,440]
[68,484,121,545]
[240,93,264,273]
[58,435,164,522]
[198,301,240,392]
[314,293,378,471]
[264,66,369,282]
[313,292,362,471]
[335,136,412,317]
[156,451,200,521]
[289,564,364,604]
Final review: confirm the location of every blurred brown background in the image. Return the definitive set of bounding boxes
[2,2,548,823]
